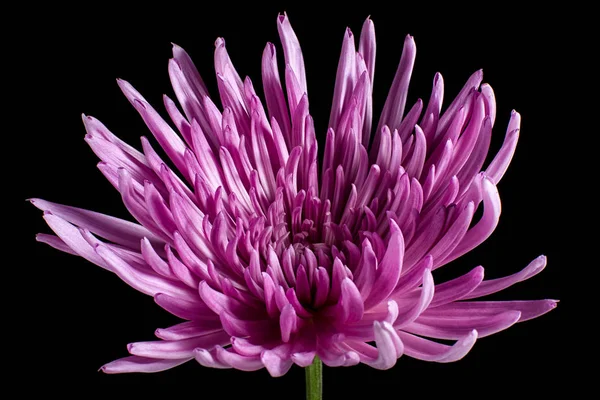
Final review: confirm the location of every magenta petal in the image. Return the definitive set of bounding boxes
[220,311,277,340]
[280,303,298,342]
[337,278,365,323]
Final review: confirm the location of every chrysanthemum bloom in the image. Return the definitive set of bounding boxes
[32,14,556,377]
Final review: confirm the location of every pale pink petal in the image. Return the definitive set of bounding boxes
[376,35,416,135]
[35,233,77,255]
[399,329,478,363]
[128,331,230,359]
[406,311,521,339]
[101,356,191,374]
[277,13,307,94]
[31,198,163,250]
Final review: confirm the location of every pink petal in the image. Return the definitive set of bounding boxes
[429,266,484,307]
[261,348,294,377]
[485,110,521,184]
[277,13,307,94]
[444,177,501,264]
[35,233,77,255]
[43,213,109,270]
[101,356,191,374]
[376,35,416,135]
[364,220,405,309]
[262,43,292,145]
[31,199,163,250]
[337,278,365,323]
[329,28,357,132]
[421,299,558,323]
[154,293,215,320]
[96,244,198,301]
[406,310,521,339]
[399,329,478,363]
[155,320,223,340]
[128,332,230,359]
[463,255,547,300]
[394,268,434,328]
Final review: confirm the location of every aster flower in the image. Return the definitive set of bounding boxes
[31,11,556,388]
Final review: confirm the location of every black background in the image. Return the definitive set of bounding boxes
[13,3,576,398]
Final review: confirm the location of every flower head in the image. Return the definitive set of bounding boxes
[31,14,556,377]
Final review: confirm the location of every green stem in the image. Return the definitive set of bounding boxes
[305,356,323,400]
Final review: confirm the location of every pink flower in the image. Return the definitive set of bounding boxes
[31,13,556,377]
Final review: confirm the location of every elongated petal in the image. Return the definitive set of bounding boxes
[337,278,365,323]
[118,79,190,182]
[399,329,478,362]
[463,255,547,300]
[329,28,357,131]
[155,320,223,340]
[31,199,163,249]
[43,213,109,270]
[394,268,434,328]
[406,311,521,339]
[128,332,230,359]
[97,244,198,301]
[421,300,558,323]
[429,266,484,307]
[35,233,77,255]
[101,356,191,374]
[347,321,403,369]
[277,13,307,94]
[444,177,501,263]
[364,220,404,309]
[376,35,416,135]
[154,293,215,320]
[486,111,521,183]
